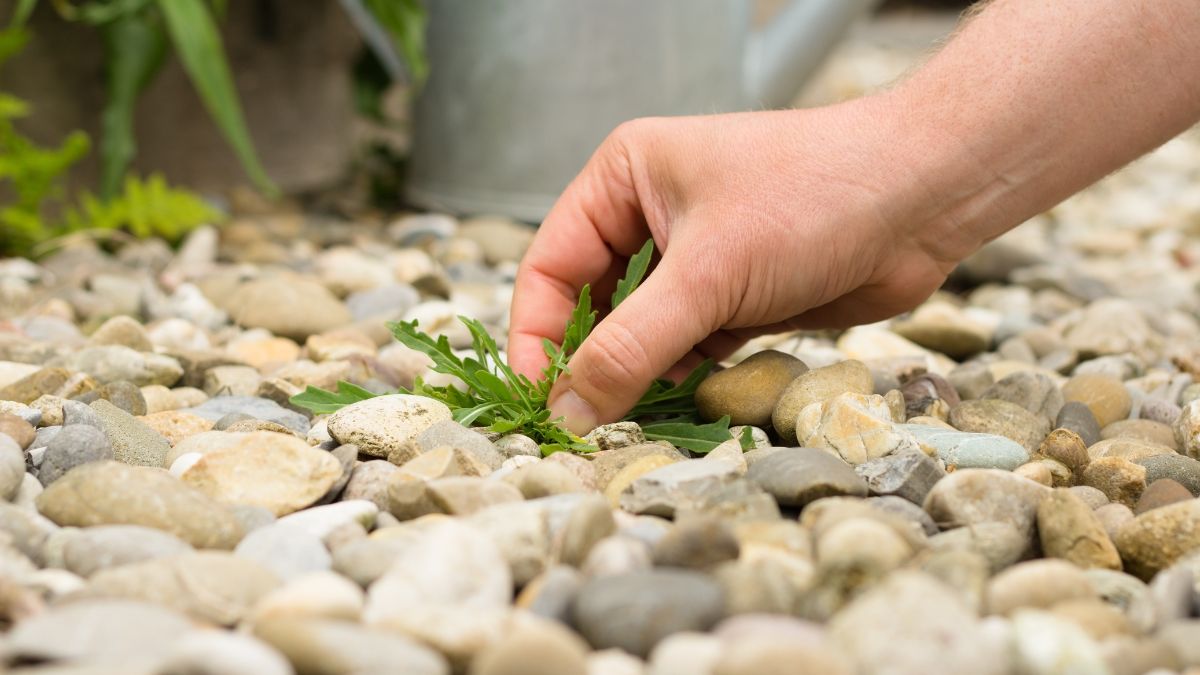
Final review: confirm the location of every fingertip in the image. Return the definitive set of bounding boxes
[548,387,600,436]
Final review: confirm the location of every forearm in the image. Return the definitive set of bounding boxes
[882,0,1200,261]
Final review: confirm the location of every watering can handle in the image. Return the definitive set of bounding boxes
[745,0,884,109]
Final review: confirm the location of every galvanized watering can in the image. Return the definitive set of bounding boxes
[397,0,881,221]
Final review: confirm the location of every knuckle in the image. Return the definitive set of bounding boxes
[580,320,651,399]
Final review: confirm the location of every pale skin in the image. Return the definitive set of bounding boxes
[508,0,1200,435]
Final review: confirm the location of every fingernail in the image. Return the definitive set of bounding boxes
[549,388,599,436]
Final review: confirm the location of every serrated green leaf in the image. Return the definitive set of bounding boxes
[641,415,734,453]
[738,425,755,451]
[612,239,654,308]
[289,380,381,415]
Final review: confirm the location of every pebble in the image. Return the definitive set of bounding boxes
[157,630,294,675]
[1037,488,1122,569]
[1136,453,1200,496]
[276,500,379,539]
[1116,499,1200,580]
[985,559,1096,615]
[90,398,171,467]
[891,302,991,359]
[584,421,647,452]
[1095,503,1136,541]
[80,551,280,625]
[55,525,193,577]
[1088,437,1175,462]
[694,350,808,426]
[183,395,309,435]
[340,459,397,510]
[174,431,343,515]
[0,412,35,449]
[35,460,245,549]
[225,276,354,340]
[620,459,743,517]
[396,418,504,468]
[980,371,1064,421]
[771,359,873,444]
[327,394,452,458]
[1081,456,1147,507]
[250,570,365,624]
[652,517,740,570]
[795,392,920,464]
[829,571,1009,675]
[1011,610,1110,674]
[746,447,867,507]
[923,468,1050,544]
[903,423,1030,470]
[253,617,449,675]
[949,399,1051,452]
[234,523,333,581]
[1062,374,1133,428]
[1056,401,1103,447]
[3,599,193,666]
[591,444,686,492]
[472,619,590,675]
[1135,478,1193,514]
[0,433,27,500]
[1103,418,1179,449]
[137,409,214,445]
[571,570,726,657]
[56,345,183,387]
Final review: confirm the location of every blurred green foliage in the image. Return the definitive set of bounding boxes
[0,17,222,258]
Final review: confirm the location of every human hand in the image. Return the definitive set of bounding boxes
[507,95,980,434]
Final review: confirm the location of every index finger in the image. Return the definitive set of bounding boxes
[508,133,656,380]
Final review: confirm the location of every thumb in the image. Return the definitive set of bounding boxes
[547,256,715,434]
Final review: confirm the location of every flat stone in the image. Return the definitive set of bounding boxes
[80,551,280,625]
[620,459,743,517]
[57,525,193,577]
[276,500,379,539]
[225,276,354,340]
[56,345,183,387]
[183,396,309,436]
[505,460,587,498]
[327,394,452,459]
[1062,374,1132,428]
[174,431,342,516]
[4,599,193,666]
[253,618,449,675]
[590,443,687,492]
[1102,418,1179,450]
[35,461,244,549]
[746,447,867,507]
[89,399,171,467]
[1036,488,1121,569]
[949,399,1050,452]
[392,418,502,468]
[157,631,294,675]
[0,367,74,404]
[472,620,589,675]
[571,570,726,658]
[137,410,214,446]
[1087,437,1175,462]
[652,516,740,570]
[903,424,1030,470]
[927,522,1028,574]
[772,360,873,444]
[695,350,809,427]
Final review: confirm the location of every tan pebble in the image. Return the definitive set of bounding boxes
[1134,478,1193,515]
[1062,374,1132,428]
[138,411,215,446]
[604,455,678,507]
[1080,456,1146,508]
[1014,462,1053,486]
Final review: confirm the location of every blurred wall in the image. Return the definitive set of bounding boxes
[0,0,361,197]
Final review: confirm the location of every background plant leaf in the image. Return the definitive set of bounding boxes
[157,0,276,196]
[290,381,380,415]
[97,8,167,198]
[363,0,427,87]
